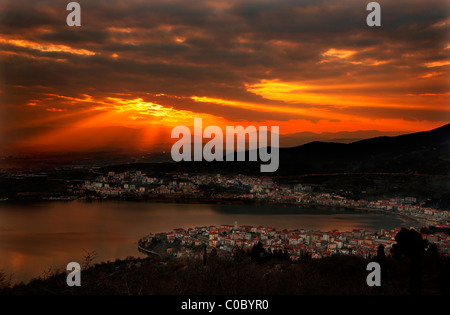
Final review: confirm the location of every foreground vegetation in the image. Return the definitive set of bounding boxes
[1,253,448,295]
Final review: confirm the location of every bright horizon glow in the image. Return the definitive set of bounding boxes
[1,0,449,154]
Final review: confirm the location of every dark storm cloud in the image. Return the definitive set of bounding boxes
[0,0,449,125]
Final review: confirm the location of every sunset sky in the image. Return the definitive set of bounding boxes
[0,0,449,154]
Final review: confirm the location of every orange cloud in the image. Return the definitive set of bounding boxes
[14,95,230,152]
[0,38,95,56]
[1,0,448,155]
[245,79,446,111]
[320,48,389,66]
[424,60,450,67]
[322,48,356,59]
[419,72,444,78]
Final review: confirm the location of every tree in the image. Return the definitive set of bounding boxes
[390,228,428,259]
[82,249,97,270]
[427,243,439,259]
[233,247,246,263]
[209,247,218,259]
[274,249,283,260]
[0,271,11,290]
[250,241,265,263]
[376,244,386,263]
[376,244,386,289]
[202,246,207,266]
[390,228,428,294]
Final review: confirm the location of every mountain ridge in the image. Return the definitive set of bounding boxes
[102,124,450,176]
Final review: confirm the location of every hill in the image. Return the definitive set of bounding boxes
[1,252,448,295]
[278,123,450,175]
[102,124,450,176]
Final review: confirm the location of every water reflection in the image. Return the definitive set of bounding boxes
[0,200,417,284]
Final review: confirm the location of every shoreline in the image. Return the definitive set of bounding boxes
[0,195,442,227]
[0,198,446,286]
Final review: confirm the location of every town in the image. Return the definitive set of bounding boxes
[138,222,450,261]
[80,170,450,224]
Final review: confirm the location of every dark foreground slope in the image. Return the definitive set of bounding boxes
[1,254,448,295]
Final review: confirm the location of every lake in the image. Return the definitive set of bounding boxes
[0,200,418,284]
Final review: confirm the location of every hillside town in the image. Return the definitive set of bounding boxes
[138,222,450,261]
[81,171,450,224]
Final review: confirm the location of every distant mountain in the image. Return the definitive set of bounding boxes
[278,123,450,175]
[103,124,450,176]
[279,130,413,147]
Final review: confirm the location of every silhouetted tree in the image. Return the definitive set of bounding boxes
[250,241,265,263]
[427,243,439,259]
[82,249,97,270]
[376,244,386,289]
[0,271,11,290]
[202,246,207,266]
[423,242,440,273]
[209,247,218,259]
[376,244,386,264]
[390,228,428,260]
[390,228,428,294]
[261,249,273,263]
[274,249,283,260]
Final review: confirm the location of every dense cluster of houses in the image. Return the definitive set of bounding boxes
[81,171,449,224]
[139,222,450,261]
[82,171,201,197]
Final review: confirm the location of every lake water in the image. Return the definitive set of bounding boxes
[0,200,418,284]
